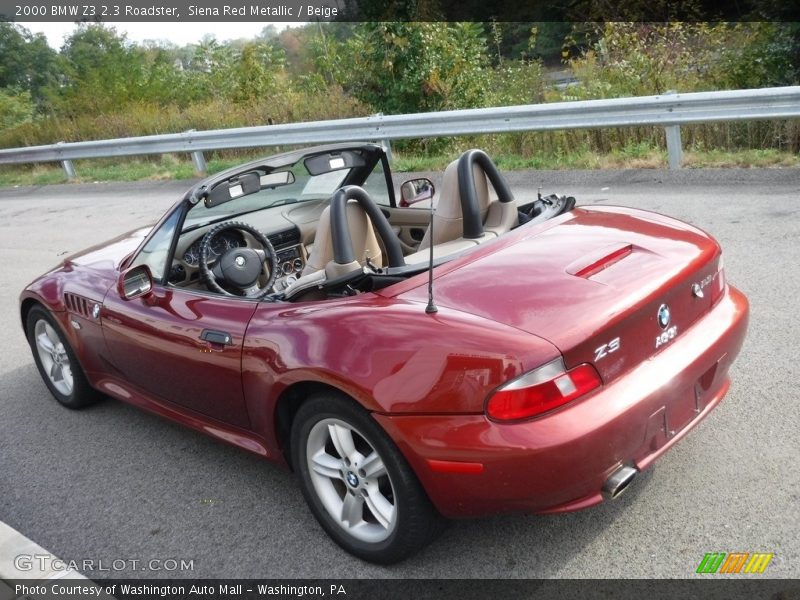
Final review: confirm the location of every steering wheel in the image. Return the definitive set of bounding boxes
[198,221,278,299]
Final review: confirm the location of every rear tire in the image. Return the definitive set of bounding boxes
[291,392,444,564]
[26,305,103,409]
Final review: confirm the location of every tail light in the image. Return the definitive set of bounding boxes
[486,358,602,421]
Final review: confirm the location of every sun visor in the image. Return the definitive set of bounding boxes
[205,172,261,208]
[304,151,365,176]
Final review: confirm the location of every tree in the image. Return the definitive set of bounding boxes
[56,24,147,113]
[324,22,490,115]
[232,41,286,103]
[0,23,59,109]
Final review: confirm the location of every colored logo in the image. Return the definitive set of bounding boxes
[696,552,774,574]
[657,303,671,329]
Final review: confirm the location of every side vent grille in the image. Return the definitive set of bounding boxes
[64,293,93,319]
[267,227,301,248]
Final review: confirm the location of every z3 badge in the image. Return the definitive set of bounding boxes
[595,337,620,361]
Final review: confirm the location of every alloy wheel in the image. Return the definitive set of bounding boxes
[34,319,74,396]
[305,418,397,543]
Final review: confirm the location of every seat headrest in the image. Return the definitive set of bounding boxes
[436,159,489,221]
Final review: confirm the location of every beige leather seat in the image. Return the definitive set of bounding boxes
[287,200,383,296]
[417,158,518,251]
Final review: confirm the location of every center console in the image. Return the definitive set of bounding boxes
[272,244,307,292]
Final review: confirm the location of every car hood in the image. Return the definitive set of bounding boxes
[399,206,720,383]
[63,226,152,275]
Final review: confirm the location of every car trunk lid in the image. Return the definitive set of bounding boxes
[399,207,722,384]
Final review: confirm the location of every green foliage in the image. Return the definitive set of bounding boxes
[325,23,492,115]
[567,22,797,98]
[0,88,34,129]
[485,22,570,63]
[568,23,721,97]
[231,41,287,103]
[715,23,799,88]
[0,87,367,148]
[559,22,800,156]
[0,23,59,108]
[54,25,147,114]
[0,20,797,173]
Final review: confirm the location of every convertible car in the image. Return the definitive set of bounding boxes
[20,143,748,563]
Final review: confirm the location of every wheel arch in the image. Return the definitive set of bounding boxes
[273,380,374,470]
[20,297,42,333]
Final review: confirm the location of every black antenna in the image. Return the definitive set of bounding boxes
[425,196,438,314]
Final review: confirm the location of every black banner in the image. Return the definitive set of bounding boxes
[1,0,798,22]
[4,579,800,600]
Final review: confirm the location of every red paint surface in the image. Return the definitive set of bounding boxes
[19,204,748,517]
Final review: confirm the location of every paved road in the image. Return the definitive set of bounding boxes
[0,169,797,579]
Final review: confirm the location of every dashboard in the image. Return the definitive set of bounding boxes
[167,223,307,293]
[181,230,245,267]
[165,199,333,292]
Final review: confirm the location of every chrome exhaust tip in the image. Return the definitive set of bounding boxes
[602,466,638,500]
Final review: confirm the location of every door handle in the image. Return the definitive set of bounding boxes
[200,329,233,345]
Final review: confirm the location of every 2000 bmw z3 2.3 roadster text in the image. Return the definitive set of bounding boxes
[21,144,748,563]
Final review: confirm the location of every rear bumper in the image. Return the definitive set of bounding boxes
[374,284,749,518]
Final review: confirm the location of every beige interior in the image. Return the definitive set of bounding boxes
[418,159,518,250]
[300,200,383,278]
[285,200,383,298]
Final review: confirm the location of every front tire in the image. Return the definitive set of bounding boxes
[26,305,103,409]
[291,393,443,564]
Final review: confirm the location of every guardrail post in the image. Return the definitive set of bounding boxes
[191,151,207,176]
[372,113,393,164]
[56,141,77,180]
[663,91,683,170]
[61,160,76,180]
[665,125,683,170]
[184,129,208,176]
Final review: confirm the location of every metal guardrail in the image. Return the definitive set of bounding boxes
[0,86,798,176]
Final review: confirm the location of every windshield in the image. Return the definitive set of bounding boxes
[184,161,350,228]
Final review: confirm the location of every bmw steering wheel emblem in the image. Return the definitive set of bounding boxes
[234,256,246,267]
[657,304,671,329]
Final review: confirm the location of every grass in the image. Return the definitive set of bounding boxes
[682,148,800,168]
[1,146,798,188]
[0,155,246,187]
[394,144,800,172]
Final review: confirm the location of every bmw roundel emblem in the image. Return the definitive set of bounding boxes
[657,304,671,329]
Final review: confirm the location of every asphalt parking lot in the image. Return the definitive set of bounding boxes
[0,168,797,579]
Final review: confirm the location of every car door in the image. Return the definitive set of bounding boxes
[379,205,433,254]
[101,286,257,429]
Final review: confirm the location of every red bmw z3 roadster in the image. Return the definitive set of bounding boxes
[20,144,748,563]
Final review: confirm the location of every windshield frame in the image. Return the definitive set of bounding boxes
[124,142,388,281]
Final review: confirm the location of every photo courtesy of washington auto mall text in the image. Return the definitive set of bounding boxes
[14,582,348,599]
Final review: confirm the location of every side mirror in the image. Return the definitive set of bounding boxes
[399,178,435,208]
[119,264,153,301]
